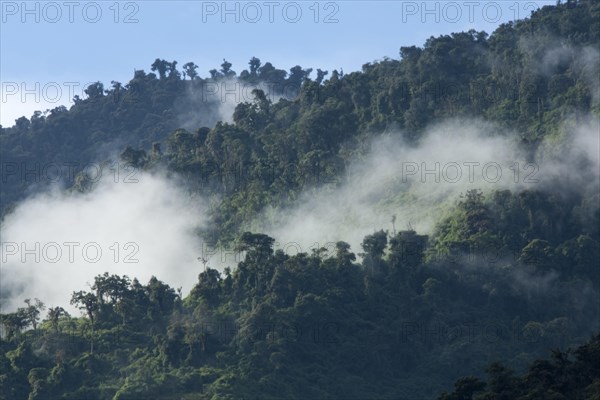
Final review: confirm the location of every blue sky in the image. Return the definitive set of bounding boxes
[1,1,554,126]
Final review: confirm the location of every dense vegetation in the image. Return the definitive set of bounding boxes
[1,0,599,399]
[438,333,600,399]
[1,221,598,399]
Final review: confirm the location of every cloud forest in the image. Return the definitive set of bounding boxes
[0,1,599,399]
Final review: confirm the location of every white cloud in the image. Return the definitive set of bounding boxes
[0,171,207,313]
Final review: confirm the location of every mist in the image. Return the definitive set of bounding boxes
[176,77,291,130]
[4,115,594,313]
[533,42,600,106]
[253,116,599,256]
[1,57,598,315]
[0,171,206,313]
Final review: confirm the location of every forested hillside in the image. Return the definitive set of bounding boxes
[1,1,599,399]
[438,333,600,399]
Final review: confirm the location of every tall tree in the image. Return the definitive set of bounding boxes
[23,298,45,330]
[182,62,199,80]
[151,58,170,79]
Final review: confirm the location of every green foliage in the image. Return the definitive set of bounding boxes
[1,1,599,399]
[440,334,600,400]
[2,219,598,398]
